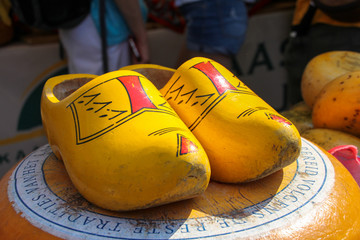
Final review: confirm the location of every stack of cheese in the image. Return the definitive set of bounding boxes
[282,51,360,152]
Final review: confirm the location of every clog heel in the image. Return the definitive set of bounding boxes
[40,70,210,211]
[121,57,301,183]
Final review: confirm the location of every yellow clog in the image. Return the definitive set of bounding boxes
[121,63,175,90]
[40,71,210,211]
[121,57,301,183]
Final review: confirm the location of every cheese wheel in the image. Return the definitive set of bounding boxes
[301,51,360,109]
[301,128,360,151]
[312,71,360,137]
[1,139,360,239]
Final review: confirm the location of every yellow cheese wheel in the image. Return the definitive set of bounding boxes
[301,51,360,109]
[312,71,360,137]
[1,139,360,239]
[301,128,360,151]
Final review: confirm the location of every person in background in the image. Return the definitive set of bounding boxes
[284,0,360,107]
[59,0,149,75]
[175,0,248,71]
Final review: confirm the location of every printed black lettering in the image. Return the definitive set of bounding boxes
[232,218,247,224]
[301,151,313,156]
[31,194,46,201]
[303,156,315,161]
[180,224,190,233]
[196,223,206,231]
[305,166,318,170]
[217,219,230,228]
[302,179,315,185]
[23,162,36,169]
[83,217,97,225]
[263,205,280,214]
[290,189,305,196]
[275,199,290,208]
[22,169,35,175]
[148,228,160,234]
[43,202,56,210]
[0,153,10,164]
[96,219,110,229]
[305,169,318,176]
[25,187,39,194]
[27,159,40,164]
[134,227,144,234]
[57,211,67,218]
[248,42,274,74]
[23,175,36,183]
[283,194,298,202]
[37,198,52,207]
[305,161,317,166]
[252,210,265,218]
[68,213,83,223]
[165,225,175,234]
[48,207,62,216]
[24,181,38,188]
[108,222,122,232]
[297,184,311,191]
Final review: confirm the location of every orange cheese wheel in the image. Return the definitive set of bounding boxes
[1,138,360,239]
[301,51,360,109]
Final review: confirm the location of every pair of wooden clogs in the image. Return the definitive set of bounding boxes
[41,57,301,211]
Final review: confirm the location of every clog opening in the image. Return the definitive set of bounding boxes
[53,77,94,100]
[130,68,174,90]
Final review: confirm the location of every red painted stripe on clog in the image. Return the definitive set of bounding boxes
[118,76,157,113]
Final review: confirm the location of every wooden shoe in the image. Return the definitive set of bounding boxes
[121,58,301,183]
[40,71,210,211]
[121,63,175,90]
